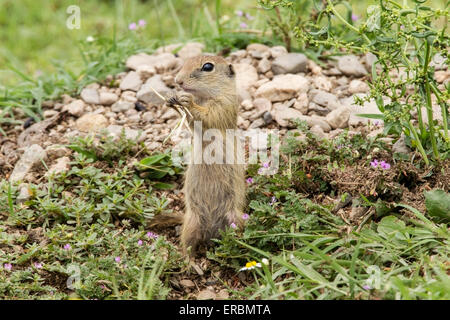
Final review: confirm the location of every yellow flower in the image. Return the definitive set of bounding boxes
[239,260,261,271]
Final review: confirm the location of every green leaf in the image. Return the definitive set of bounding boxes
[67,145,98,161]
[424,189,450,222]
[377,215,406,235]
[152,182,175,190]
[138,154,167,167]
[355,113,384,120]
[375,199,393,218]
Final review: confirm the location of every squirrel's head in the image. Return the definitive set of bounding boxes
[175,55,236,99]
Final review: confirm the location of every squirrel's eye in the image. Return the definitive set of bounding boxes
[201,63,214,72]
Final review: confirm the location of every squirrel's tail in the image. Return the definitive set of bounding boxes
[148,213,184,228]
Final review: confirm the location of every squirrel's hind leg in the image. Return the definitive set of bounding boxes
[180,208,202,255]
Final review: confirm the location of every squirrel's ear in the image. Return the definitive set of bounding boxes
[228,64,235,77]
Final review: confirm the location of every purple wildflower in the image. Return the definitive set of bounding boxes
[137,239,143,246]
[270,196,276,205]
[242,213,250,220]
[370,159,379,168]
[236,10,243,17]
[351,14,359,21]
[128,22,137,30]
[115,256,121,263]
[246,177,254,184]
[34,262,43,269]
[371,159,391,170]
[380,161,391,170]
[63,244,71,251]
[138,19,147,27]
[230,222,237,229]
[146,231,158,239]
[4,263,12,271]
[363,285,372,290]
[245,13,254,20]
[240,22,248,29]
[373,120,381,126]
[263,162,270,168]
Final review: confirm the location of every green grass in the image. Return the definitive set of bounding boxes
[210,127,449,300]
[0,133,185,299]
[0,0,262,86]
[1,125,448,299]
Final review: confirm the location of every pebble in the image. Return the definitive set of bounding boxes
[326,106,350,129]
[272,53,308,75]
[233,63,258,102]
[255,74,309,102]
[80,88,100,104]
[75,113,108,132]
[106,125,146,142]
[10,144,47,183]
[392,134,411,155]
[310,89,341,110]
[310,125,327,139]
[16,183,32,203]
[348,79,369,94]
[337,55,368,77]
[46,156,71,176]
[177,42,205,60]
[120,71,143,91]
[197,289,217,300]
[126,52,178,72]
[273,105,305,128]
[63,99,85,117]
[111,100,135,113]
[99,92,119,105]
[137,75,171,105]
[269,46,288,59]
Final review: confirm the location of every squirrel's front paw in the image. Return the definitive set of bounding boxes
[167,91,194,109]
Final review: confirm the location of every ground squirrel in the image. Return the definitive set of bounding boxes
[166,55,246,255]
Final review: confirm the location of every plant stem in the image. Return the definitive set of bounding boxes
[408,120,429,166]
[430,82,449,143]
[423,40,440,161]
[152,0,165,48]
[326,0,371,44]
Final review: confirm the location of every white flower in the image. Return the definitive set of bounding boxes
[86,36,95,42]
[262,258,269,265]
[239,261,262,271]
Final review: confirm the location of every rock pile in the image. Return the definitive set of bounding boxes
[3,41,448,183]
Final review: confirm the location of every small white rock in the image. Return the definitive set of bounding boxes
[99,92,119,105]
[63,99,85,117]
[111,100,135,113]
[80,88,100,104]
[348,79,369,94]
[75,113,108,132]
[326,106,350,129]
[10,144,47,183]
[46,156,71,176]
[120,71,143,91]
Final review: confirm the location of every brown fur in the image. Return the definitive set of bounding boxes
[167,56,246,254]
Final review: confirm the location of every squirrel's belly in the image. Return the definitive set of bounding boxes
[184,164,243,214]
[184,163,244,240]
